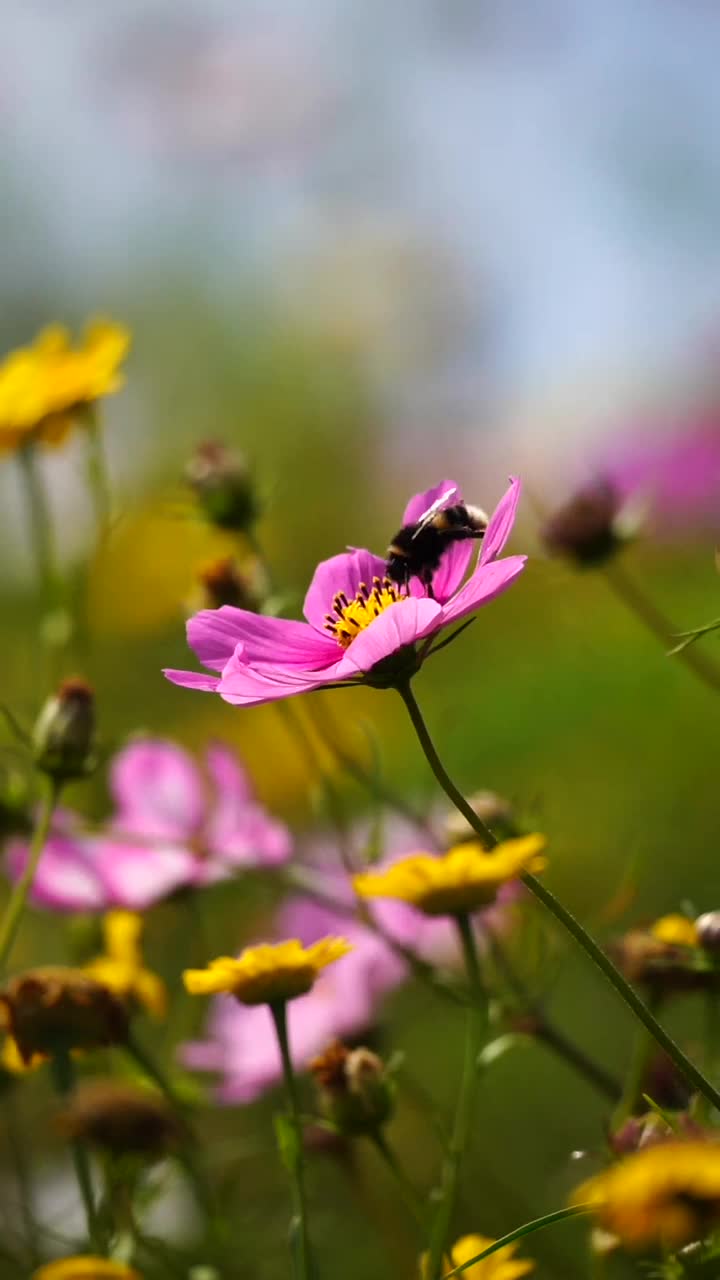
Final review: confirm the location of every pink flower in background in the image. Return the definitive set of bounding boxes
[181,897,406,1103]
[164,477,526,707]
[602,419,720,535]
[180,818,528,1103]
[6,739,291,912]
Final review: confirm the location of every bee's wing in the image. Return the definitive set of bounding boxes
[411,487,458,538]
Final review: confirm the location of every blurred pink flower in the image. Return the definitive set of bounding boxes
[164,478,526,707]
[6,739,291,912]
[598,418,720,536]
[180,897,405,1103]
[180,820,526,1103]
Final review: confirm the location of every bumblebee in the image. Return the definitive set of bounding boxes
[386,488,488,594]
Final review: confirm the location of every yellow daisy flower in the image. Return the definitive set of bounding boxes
[650,914,699,947]
[0,318,129,454]
[354,835,547,916]
[84,912,167,1020]
[572,1140,720,1249]
[421,1234,535,1279]
[184,938,352,1006]
[32,1258,141,1280]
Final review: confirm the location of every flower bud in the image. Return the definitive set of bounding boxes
[441,791,517,846]
[58,1078,180,1161]
[0,967,128,1062]
[310,1041,394,1136]
[696,911,720,953]
[541,480,623,567]
[32,679,96,782]
[185,441,259,533]
[197,557,262,611]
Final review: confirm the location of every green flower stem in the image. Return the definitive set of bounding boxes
[397,680,720,1115]
[426,914,486,1280]
[17,443,59,610]
[50,1048,103,1251]
[124,1032,213,1221]
[124,1031,188,1117]
[369,1130,426,1228]
[271,1000,314,1280]
[604,560,720,695]
[306,693,429,829]
[4,1096,40,1267]
[440,1203,591,1278]
[83,406,112,540]
[0,775,60,976]
[612,1010,658,1131]
[488,933,622,1102]
[534,1018,621,1104]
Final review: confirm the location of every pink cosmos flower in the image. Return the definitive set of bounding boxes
[180,896,406,1103]
[164,477,526,706]
[602,418,720,536]
[6,738,291,913]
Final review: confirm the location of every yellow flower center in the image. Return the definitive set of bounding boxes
[324,577,405,649]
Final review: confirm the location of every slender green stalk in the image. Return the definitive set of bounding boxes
[488,933,621,1102]
[4,1096,40,1267]
[271,1001,314,1280]
[124,1032,214,1222]
[0,775,60,976]
[124,1031,188,1117]
[534,1019,621,1103]
[613,1015,657,1130]
[370,1130,426,1228]
[50,1049,103,1251]
[440,1204,591,1278]
[83,407,112,540]
[306,693,429,829]
[604,560,720,694]
[398,680,720,1115]
[426,914,486,1280]
[17,444,59,608]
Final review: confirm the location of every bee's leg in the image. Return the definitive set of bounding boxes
[421,568,435,599]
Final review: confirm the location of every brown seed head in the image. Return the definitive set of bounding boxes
[58,1078,179,1159]
[197,557,261,611]
[541,480,623,567]
[0,967,128,1062]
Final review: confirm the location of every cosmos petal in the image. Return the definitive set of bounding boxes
[439,555,527,626]
[340,597,443,674]
[303,548,388,634]
[163,669,221,692]
[110,740,204,839]
[480,476,522,564]
[98,841,199,910]
[189,607,335,671]
[402,479,462,526]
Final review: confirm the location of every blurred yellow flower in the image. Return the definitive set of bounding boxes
[421,1233,535,1279]
[85,912,166,1020]
[87,503,240,635]
[0,1033,45,1075]
[0,319,129,454]
[184,938,352,1005]
[572,1140,720,1248]
[32,1258,141,1280]
[354,835,547,916]
[650,914,699,947]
